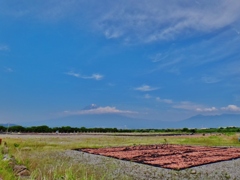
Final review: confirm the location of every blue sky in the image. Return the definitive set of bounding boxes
[1,0,240,125]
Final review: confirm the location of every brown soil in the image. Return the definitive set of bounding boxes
[77,144,240,170]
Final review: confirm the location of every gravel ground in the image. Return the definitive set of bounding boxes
[63,150,240,180]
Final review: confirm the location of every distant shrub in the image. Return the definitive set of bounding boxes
[14,143,20,148]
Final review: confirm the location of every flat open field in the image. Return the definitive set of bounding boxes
[1,133,240,179]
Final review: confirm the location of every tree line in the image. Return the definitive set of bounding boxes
[0,125,240,133]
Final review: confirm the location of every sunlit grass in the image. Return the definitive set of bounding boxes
[0,148,16,180]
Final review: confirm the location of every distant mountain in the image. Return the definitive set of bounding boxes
[21,114,158,129]
[21,103,175,128]
[178,114,240,128]
[20,113,240,129]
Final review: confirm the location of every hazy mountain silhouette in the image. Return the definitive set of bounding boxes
[22,114,159,129]
[178,114,240,128]
[20,113,240,129]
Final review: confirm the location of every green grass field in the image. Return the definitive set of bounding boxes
[0,133,240,180]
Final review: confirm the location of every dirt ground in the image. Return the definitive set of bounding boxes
[77,144,240,170]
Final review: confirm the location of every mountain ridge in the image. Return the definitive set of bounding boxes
[10,113,240,129]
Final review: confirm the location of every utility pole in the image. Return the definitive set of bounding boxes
[6,123,9,134]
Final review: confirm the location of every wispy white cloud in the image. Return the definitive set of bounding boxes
[144,94,151,99]
[63,106,137,115]
[221,105,240,112]
[104,29,123,39]
[234,95,240,102]
[0,0,82,21]
[148,92,240,115]
[4,67,13,73]
[143,92,239,114]
[107,83,115,86]
[0,45,9,51]
[65,71,80,78]
[156,97,173,104]
[233,28,240,35]
[196,107,218,112]
[174,101,240,113]
[2,1,240,43]
[96,0,240,43]
[201,76,221,84]
[149,28,240,79]
[87,74,103,80]
[172,101,219,114]
[216,60,240,78]
[134,85,159,92]
[149,53,169,63]
[173,101,202,111]
[66,71,104,80]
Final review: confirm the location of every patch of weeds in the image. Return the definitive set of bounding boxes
[13,143,20,148]
[224,172,231,179]
[223,132,236,136]
[0,148,16,180]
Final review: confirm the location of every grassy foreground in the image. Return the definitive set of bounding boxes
[0,133,240,180]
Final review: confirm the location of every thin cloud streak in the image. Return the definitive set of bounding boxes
[0,45,9,51]
[134,85,159,92]
[174,102,240,113]
[153,95,240,114]
[144,94,151,99]
[4,67,13,73]
[1,1,240,43]
[66,71,104,80]
[65,71,80,78]
[173,101,203,111]
[96,0,240,43]
[149,29,240,81]
[201,76,221,84]
[156,97,173,104]
[196,107,218,112]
